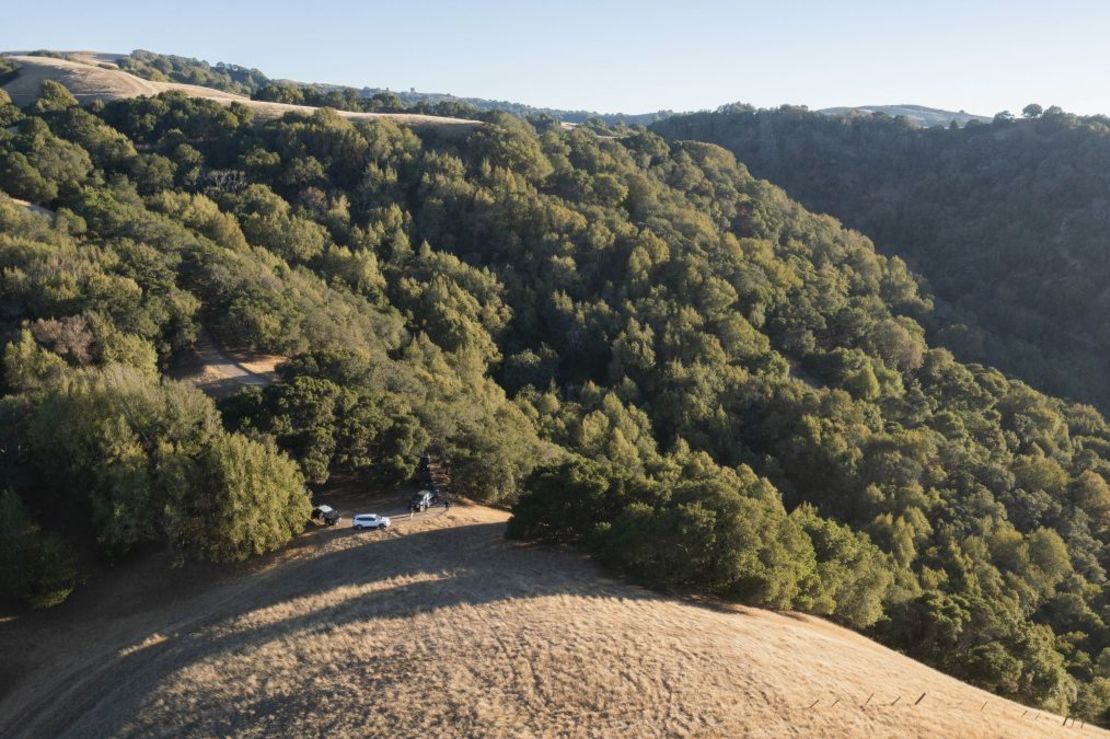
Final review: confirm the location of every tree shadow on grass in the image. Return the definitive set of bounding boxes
[3,519,661,738]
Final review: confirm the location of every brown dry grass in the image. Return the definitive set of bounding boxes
[0,490,1095,738]
[1,55,481,134]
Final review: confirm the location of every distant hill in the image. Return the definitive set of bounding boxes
[6,51,984,129]
[818,104,990,127]
[355,87,672,126]
[0,53,480,135]
[12,48,670,125]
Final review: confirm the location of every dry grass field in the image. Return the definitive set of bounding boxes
[0,488,1097,738]
[0,54,481,134]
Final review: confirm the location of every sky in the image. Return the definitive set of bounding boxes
[3,0,1110,116]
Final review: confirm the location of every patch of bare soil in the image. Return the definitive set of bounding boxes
[0,486,1094,738]
[169,329,283,398]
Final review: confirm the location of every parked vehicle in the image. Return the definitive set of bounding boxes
[352,513,391,531]
[310,504,340,526]
[410,490,435,512]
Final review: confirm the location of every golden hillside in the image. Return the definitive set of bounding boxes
[0,490,1092,738]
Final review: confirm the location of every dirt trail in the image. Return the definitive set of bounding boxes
[2,55,481,135]
[170,329,283,397]
[0,489,1094,738]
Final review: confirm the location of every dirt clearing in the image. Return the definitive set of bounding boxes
[0,491,1096,738]
[169,328,284,398]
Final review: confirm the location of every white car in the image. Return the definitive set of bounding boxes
[352,513,391,531]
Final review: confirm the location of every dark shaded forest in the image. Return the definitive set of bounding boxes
[653,104,1110,411]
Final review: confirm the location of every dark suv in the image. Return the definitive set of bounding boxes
[410,490,435,512]
[310,505,340,526]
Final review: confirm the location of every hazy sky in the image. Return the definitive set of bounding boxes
[4,0,1110,116]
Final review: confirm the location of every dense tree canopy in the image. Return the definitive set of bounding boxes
[0,80,1108,723]
[653,104,1110,413]
[118,49,269,97]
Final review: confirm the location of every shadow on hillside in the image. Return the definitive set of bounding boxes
[4,517,660,737]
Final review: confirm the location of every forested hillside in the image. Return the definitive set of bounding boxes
[113,49,669,125]
[653,104,1110,411]
[0,80,1108,723]
[817,104,988,128]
